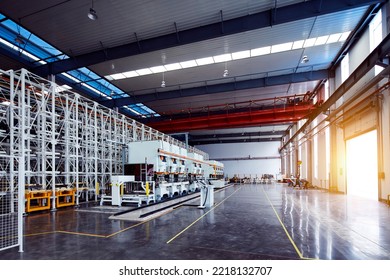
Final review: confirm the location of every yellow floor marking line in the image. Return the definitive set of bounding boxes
[166,186,242,244]
[261,186,304,259]
[24,231,57,237]
[56,230,107,238]
[106,217,160,238]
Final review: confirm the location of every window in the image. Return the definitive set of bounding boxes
[370,10,383,76]
[341,53,349,83]
[313,118,318,180]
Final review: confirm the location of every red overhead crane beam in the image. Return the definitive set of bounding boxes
[148,103,316,133]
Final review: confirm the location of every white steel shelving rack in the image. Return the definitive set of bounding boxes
[0,68,208,253]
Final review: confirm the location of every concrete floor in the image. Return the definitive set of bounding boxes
[1,183,390,260]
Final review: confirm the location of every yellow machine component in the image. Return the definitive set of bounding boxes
[55,188,76,208]
[120,183,124,196]
[25,190,52,212]
[145,181,150,196]
[95,182,100,195]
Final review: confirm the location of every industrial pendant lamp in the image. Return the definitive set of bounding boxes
[88,0,98,20]
[161,72,166,87]
[223,62,229,77]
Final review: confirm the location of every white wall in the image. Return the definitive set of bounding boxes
[196,142,281,178]
[380,89,390,200]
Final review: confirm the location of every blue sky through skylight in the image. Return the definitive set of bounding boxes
[0,13,156,118]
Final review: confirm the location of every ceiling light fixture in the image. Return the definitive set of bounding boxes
[301,55,309,63]
[223,69,229,77]
[161,72,166,87]
[223,62,229,77]
[88,0,98,20]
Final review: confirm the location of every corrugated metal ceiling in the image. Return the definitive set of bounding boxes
[0,0,379,139]
[0,0,305,56]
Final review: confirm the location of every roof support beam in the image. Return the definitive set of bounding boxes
[190,138,282,145]
[101,69,328,108]
[33,0,384,76]
[190,130,286,140]
[149,103,316,133]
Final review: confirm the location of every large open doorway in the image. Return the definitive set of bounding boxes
[346,130,378,200]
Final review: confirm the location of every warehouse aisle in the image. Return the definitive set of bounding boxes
[1,184,390,260]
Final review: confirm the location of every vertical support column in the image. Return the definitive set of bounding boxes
[65,94,70,188]
[93,103,98,201]
[26,88,31,187]
[9,72,15,214]
[51,82,57,211]
[75,95,79,206]
[18,69,26,253]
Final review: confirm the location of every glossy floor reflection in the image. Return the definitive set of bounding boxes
[1,184,390,260]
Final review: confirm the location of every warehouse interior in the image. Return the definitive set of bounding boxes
[1,0,390,260]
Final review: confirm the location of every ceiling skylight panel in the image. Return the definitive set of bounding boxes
[232,50,250,60]
[251,46,271,56]
[213,53,232,63]
[164,63,182,71]
[135,68,153,75]
[271,42,293,53]
[315,35,329,46]
[196,57,214,65]
[180,60,198,68]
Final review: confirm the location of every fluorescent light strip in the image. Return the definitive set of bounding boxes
[0,38,45,63]
[125,106,142,115]
[136,68,152,75]
[106,31,352,80]
[213,53,232,63]
[180,60,197,68]
[303,38,316,48]
[149,66,166,73]
[315,35,329,46]
[251,46,271,56]
[61,72,81,83]
[232,50,250,60]
[196,57,214,65]
[292,40,305,50]
[339,31,351,41]
[164,63,182,71]
[271,42,293,53]
[81,82,106,96]
[327,33,342,43]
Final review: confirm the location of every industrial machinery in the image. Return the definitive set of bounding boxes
[198,180,214,208]
[124,140,191,202]
[204,160,225,188]
[100,175,155,207]
[100,139,225,207]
